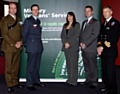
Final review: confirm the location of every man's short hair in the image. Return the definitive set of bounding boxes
[9,2,17,9]
[103,6,112,11]
[31,4,39,10]
[85,5,93,11]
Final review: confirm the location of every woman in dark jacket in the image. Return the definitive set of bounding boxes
[61,12,81,86]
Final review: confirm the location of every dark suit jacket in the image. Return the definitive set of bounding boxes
[61,23,81,51]
[80,17,100,53]
[98,17,120,57]
[22,16,43,52]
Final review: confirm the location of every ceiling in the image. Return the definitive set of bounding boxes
[3,0,18,2]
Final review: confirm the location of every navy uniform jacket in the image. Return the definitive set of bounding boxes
[98,17,120,57]
[22,16,43,52]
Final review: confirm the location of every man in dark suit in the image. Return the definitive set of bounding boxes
[1,3,24,93]
[97,6,120,94]
[79,6,100,88]
[22,4,44,91]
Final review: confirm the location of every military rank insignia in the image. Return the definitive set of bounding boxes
[104,41,111,48]
[18,21,23,25]
[111,22,115,26]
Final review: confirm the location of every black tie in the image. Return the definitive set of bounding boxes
[104,21,108,26]
[83,19,88,31]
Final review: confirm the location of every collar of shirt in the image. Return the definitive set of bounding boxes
[106,16,112,22]
[9,14,16,20]
[87,16,93,23]
[32,15,38,20]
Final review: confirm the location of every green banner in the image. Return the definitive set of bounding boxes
[19,0,102,80]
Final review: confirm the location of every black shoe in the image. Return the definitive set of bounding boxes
[27,86,36,91]
[34,83,45,87]
[100,87,109,92]
[14,84,25,88]
[80,81,90,85]
[7,87,14,93]
[89,85,97,89]
[65,82,76,87]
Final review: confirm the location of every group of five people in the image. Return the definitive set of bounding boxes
[0,2,120,94]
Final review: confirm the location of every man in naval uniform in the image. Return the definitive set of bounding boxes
[97,6,120,94]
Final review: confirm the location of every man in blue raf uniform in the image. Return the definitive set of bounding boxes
[97,6,120,94]
[22,4,44,91]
